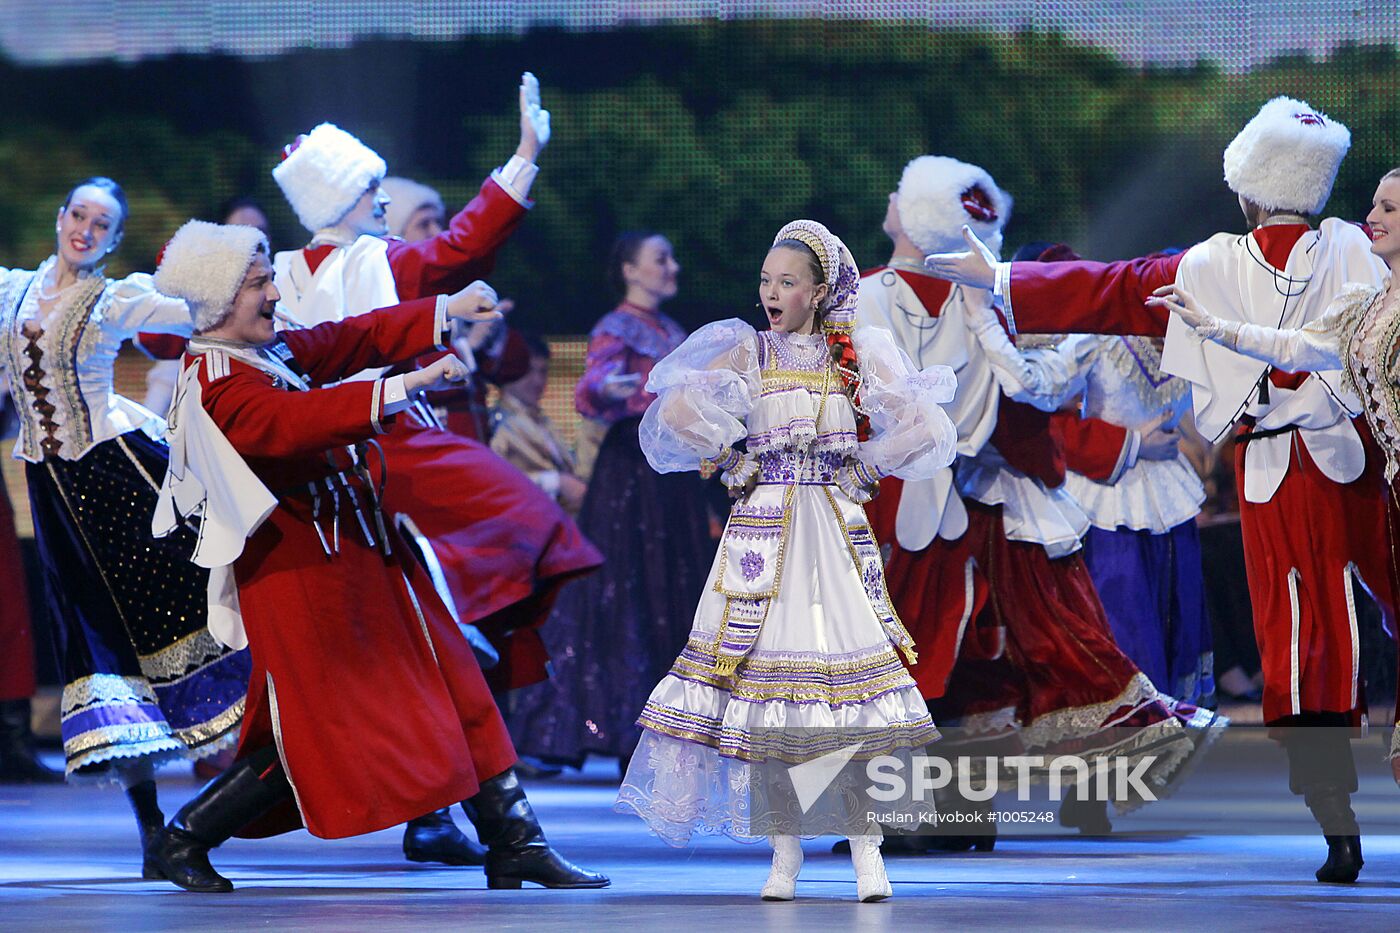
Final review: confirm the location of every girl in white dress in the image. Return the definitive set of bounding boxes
[614,220,958,901]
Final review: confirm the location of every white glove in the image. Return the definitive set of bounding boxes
[924,225,998,291]
[1147,284,1235,344]
[520,71,551,153]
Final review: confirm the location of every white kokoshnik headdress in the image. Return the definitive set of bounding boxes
[772,219,860,336]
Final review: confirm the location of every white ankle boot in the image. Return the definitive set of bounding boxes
[848,834,892,902]
[760,835,803,900]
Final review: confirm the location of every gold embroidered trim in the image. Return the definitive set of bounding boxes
[667,639,919,705]
[759,369,843,393]
[1019,671,1161,752]
[136,625,238,683]
[713,484,795,600]
[400,566,440,665]
[115,435,161,492]
[637,705,940,765]
[61,673,159,716]
[170,697,246,751]
[63,722,184,766]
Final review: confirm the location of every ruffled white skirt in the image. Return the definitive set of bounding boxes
[615,480,937,845]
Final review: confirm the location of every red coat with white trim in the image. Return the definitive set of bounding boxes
[996,228,1396,722]
[287,177,603,690]
[190,298,516,840]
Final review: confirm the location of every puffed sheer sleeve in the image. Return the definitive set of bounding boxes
[639,318,761,473]
[851,326,958,480]
[105,272,195,337]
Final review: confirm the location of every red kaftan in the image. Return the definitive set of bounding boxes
[192,298,516,839]
[289,178,602,688]
[1000,229,1396,721]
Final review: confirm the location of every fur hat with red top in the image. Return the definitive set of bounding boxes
[895,155,1013,257]
[272,123,387,233]
[1223,97,1351,215]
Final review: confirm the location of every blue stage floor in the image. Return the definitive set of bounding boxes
[4,749,1400,931]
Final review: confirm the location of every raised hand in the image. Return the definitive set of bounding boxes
[467,298,513,350]
[924,225,997,290]
[518,71,551,162]
[446,280,502,324]
[1146,284,1215,331]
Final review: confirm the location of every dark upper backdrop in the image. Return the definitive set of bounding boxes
[2,21,1398,334]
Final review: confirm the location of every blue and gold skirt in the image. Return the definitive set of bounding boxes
[26,429,248,778]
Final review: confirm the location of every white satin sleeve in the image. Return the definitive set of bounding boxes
[969,298,1098,411]
[1197,282,1377,374]
[105,272,195,337]
[1223,316,1345,373]
[851,326,958,480]
[639,318,760,473]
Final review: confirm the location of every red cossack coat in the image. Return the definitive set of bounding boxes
[191,298,517,839]
[300,178,603,690]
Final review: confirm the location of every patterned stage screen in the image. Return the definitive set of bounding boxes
[0,1,1397,530]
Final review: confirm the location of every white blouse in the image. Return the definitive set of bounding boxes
[0,258,193,463]
[638,320,957,482]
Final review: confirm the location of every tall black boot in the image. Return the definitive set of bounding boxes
[1305,788,1363,884]
[403,808,486,866]
[1282,716,1362,884]
[125,779,165,880]
[461,767,609,889]
[145,748,291,892]
[0,698,62,783]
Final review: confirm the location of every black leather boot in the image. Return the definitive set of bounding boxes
[461,767,609,889]
[0,698,62,783]
[403,808,486,866]
[145,749,291,892]
[926,787,996,853]
[1282,719,1362,885]
[1317,835,1364,884]
[1306,788,1363,884]
[125,779,165,879]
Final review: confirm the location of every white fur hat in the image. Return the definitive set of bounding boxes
[895,156,1012,256]
[154,220,268,331]
[1223,97,1351,215]
[380,176,445,239]
[272,123,387,233]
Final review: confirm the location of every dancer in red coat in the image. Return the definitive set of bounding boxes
[141,220,608,893]
[270,76,601,697]
[927,97,1392,882]
[269,76,602,864]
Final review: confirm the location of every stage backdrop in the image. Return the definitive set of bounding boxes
[0,1,1397,531]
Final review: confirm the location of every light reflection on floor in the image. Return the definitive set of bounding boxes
[3,750,1400,931]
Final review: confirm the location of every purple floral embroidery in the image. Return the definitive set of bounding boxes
[863,560,883,596]
[741,550,765,582]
